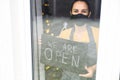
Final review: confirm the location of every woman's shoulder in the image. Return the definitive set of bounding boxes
[91,26,99,33]
[59,28,72,39]
[61,28,72,33]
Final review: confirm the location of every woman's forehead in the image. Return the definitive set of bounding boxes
[72,1,88,9]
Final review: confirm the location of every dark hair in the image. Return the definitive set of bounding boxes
[70,0,91,13]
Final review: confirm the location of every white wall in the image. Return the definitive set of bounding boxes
[0,0,14,80]
[96,0,120,80]
[10,0,32,80]
[0,0,32,80]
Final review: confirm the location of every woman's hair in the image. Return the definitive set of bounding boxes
[70,0,91,13]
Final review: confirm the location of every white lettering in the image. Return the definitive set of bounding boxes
[44,48,52,60]
[62,52,68,64]
[56,51,62,61]
[72,56,80,67]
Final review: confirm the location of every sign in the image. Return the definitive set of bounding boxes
[40,34,88,74]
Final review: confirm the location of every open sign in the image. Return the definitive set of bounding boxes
[40,34,88,74]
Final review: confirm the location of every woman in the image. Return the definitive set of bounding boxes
[59,0,99,80]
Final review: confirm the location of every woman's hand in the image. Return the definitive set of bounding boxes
[79,65,96,78]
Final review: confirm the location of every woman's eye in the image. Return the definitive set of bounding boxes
[73,10,79,13]
[82,10,88,13]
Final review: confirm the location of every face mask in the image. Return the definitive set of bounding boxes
[70,14,88,19]
[70,14,90,26]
